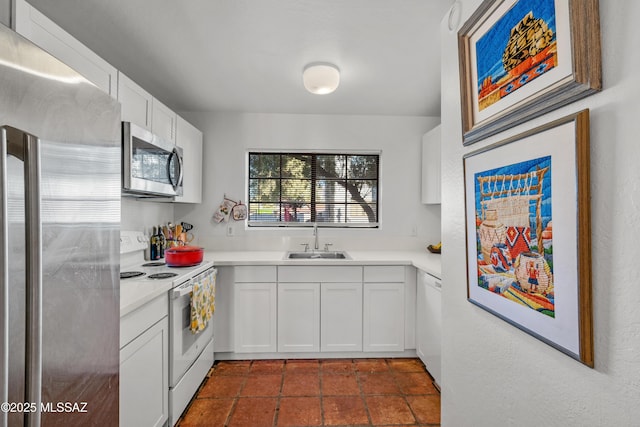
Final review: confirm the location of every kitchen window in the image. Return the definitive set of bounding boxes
[248,152,379,227]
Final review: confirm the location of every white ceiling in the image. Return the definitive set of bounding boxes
[27,0,453,116]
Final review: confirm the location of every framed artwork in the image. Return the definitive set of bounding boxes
[458,0,601,145]
[463,110,593,367]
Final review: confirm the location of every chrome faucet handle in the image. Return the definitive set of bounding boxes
[324,243,333,251]
[300,243,310,252]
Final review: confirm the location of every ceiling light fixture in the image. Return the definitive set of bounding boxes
[302,63,340,95]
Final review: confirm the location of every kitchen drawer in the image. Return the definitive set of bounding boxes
[234,266,277,283]
[363,266,405,283]
[278,266,362,283]
[120,292,168,348]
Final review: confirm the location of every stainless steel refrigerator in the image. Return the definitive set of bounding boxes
[0,24,120,426]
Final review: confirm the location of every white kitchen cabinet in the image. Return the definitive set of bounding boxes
[421,124,441,204]
[416,270,442,387]
[234,281,277,353]
[278,283,320,352]
[212,267,233,352]
[118,72,152,130]
[363,272,405,352]
[278,266,363,353]
[118,71,177,142]
[14,0,118,98]
[174,116,203,204]
[120,294,169,427]
[151,97,177,144]
[321,283,363,352]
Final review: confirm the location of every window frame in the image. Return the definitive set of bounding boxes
[247,150,381,228]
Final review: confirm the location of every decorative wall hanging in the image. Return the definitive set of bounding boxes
[213,195,238,223]
[463,110,593,367]
[458,0,601,145]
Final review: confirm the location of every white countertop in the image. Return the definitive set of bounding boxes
[121,250,441,317]
[120,280,173,317]
[204,249,442,278]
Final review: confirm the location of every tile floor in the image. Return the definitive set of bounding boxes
[176,358,440,427]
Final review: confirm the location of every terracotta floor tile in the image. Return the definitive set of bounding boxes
[355,358,390,374]
[321,359,354,374]
[407,394,441,425]
[394,372,438,395]
[228,397,277,427]
[213,360,252,376]
[251,359,285,374]
[388,358,426,373]
[277,397,322,426]
[197,375,245,398]
[178,398,234,427]
[359,372,401,395]
[365,395,416,425]
[323,396,369,426]
[282,373,320,396]
[321,373,360,396]
[285,359,320,374]
[241,374,283,397]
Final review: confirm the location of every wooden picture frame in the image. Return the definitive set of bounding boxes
[463,110,593,367]
[458,0,601,145]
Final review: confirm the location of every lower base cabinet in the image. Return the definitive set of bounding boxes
[225,265,409,357]
[278,283,320,352]
[120,315,169,427]
[234,282,277,353]
[321,283,363,352]
[363,283,405,352]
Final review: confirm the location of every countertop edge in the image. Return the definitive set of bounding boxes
[205,250,442,278]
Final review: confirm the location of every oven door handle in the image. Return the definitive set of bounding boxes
[173,282,193,298]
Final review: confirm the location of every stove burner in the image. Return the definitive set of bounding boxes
[121,271,145,279]
[148,272,178,280]
[142,262,166,267]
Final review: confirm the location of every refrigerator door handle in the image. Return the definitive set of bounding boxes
[24,129,42,427]
[0,128,8,427]
[2,126,43,427]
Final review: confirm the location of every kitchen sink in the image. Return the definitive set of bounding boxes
[285,251,351,260]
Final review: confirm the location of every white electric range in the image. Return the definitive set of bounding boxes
[120,230,216,425]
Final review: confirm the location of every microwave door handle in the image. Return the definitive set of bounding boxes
[168,148,183,191]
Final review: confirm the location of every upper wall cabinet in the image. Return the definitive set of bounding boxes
[118,72,152,130]
[421,124,442,205]
[152,98,177,144]
[14,0,118,98]
[174,116,203,204]
[118,71,176,144]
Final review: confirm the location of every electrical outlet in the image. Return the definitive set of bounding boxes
[226,225,234,237]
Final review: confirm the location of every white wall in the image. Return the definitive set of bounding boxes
[440,1,640,426]
[174,112,441,251]
[121,198,174,234]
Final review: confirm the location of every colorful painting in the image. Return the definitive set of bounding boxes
[475,0,557,111]
[463,111,593,367]
[458,0,601,145]
[473,156,555,317]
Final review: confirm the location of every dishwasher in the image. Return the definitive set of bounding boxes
[416,271,442,388]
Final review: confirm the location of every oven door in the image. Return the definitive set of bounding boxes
[122,121,183,197]
[169,270,215,387]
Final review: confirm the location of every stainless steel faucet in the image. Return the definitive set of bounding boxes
[313,223,319,250]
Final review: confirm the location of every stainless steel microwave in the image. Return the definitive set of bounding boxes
[122,121,183,197]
